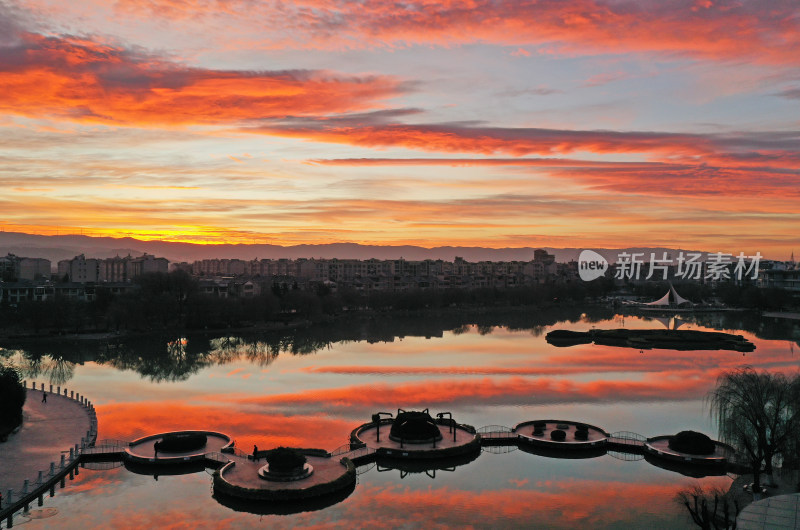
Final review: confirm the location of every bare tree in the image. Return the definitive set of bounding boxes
[675,485,740,529]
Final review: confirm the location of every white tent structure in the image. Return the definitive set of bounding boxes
[645,283,692,307]
[653,316,687,329]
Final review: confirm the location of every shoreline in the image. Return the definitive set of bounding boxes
[0,302,583,344]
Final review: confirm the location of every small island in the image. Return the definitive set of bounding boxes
[546,328,755,352]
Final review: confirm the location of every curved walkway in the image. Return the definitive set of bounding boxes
[738,493,800,529]
[0,382,95,505]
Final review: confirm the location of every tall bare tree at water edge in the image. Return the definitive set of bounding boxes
[707,367,800,493]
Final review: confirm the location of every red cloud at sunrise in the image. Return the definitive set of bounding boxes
[0,24,406,126]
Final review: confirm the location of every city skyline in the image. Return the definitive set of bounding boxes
[1,1,799,256]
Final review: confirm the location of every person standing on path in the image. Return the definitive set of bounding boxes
[41,390,47,403]
[253,445,258,462]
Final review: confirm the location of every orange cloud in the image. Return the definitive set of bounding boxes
[254,119,715,157]
[0,22,406,126]
[107,0,800,65]
[307,157,800,198]
[256,120,800,198]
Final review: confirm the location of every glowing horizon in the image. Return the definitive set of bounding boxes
[1,1,798,255]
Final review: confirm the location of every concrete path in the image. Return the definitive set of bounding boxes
[729,473,800,529]
[738,494,800,529]
[0,388,91,498]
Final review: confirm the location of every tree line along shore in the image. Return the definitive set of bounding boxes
[0,270,796,338]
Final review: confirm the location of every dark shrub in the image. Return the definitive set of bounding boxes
[574,430,589,441]
[533,421,546,429]
[556,423,570,430]
[533,428,544,436]
[550,430,566,441]
[668,431,715,455]
[575,423,588,432]
[157,433,207,453]
[266,447,307,472]
[0,365,26,441]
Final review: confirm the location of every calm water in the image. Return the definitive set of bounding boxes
[2,309,798,528]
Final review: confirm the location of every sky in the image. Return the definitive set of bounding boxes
[1,0,798,256]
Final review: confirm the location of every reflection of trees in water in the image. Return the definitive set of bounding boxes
[660,311,800,348]
[41,356,75,385]
[451,325,470,335]
[0,306,623,384]
[476,325,494,335]
[95,337,211,383]
[528,325,546,337]
[207,337,279,367]
[0,349,75,385]
[207,336,242,365]
[5,304,797,385]
[674,485,740,529]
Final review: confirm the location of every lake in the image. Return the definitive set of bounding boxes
[2,308,798,528]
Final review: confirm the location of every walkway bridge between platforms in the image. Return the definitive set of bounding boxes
[80,439,130,462]
[476,425,520,446]
[607,432,647,454]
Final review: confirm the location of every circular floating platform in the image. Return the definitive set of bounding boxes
[125,430,233,465]
[213,480,357,516]
[644,435,734,468]
[213,450,356,502]
[352,420,480,460]
[514,420,609,454]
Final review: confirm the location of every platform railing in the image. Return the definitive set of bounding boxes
[476,425,515,439]
[608,431,647,446]
[205,452,231,466]
[90,439,129,448]
[225,447,252,460]
[329,442,366,457]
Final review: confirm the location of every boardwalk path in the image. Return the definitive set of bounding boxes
[0,384,94,499]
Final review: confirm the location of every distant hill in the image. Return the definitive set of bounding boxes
[0,231,714,267]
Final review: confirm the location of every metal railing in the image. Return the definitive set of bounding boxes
[231,448,249,459]
[1,439,85,515]
[477,425,515,439]
[85,439,129,449]
[205,452,231,466]
[356,461,376,475]
[608,450,645,462]
[1,382,98,518]
[330,442,366,457]
[477,425,512,433]
[346,446,376,462]
[482,444,518,454]
[608,431,646,446]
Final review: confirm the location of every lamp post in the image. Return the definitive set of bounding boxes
[372,412,393,442]
[436,412,456,442]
